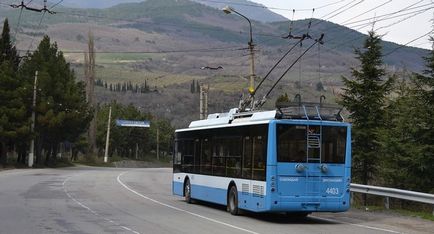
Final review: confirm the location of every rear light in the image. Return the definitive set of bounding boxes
[295,164,306,173]
[320,164,328,173]
[271,176,276,192]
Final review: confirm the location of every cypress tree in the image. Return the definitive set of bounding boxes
[0,18,20,70]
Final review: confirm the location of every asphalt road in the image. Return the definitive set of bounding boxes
[0,166,432,234]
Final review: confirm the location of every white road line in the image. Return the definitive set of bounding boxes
[62,175,141,234]
[117,171,260,234]
[312,216,401,233]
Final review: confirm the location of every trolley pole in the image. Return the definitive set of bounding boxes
[104,106,112,163]
[28,71,38,167]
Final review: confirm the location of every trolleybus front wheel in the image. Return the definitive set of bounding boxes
[184,179,192,204]
[228,186,239,215]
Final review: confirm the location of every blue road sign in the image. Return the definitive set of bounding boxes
[116,119,150,128]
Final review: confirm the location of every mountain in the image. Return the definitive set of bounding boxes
[54,0,288,23]
[54,0,143,9]
[190,0,288,22]
[0,0,430,127]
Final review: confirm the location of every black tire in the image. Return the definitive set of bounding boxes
[184,179,192,203]
[228,186,239,215]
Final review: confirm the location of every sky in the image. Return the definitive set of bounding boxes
[250,0,433,49]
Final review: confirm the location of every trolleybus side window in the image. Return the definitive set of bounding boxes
[252,135,267,181]
[277,125,307,162]
[242,136,253,179]
[200,138,212,174]
[173,140,181,173]
[193,139,201,173]
[212,137,226,176]
[181,139,194,172]
[225,137,242,178]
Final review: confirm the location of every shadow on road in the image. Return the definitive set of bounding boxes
[176,199,338,225]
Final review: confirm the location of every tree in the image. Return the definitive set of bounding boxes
[0,18,20,70]
[96,102,174,160]
[379,78,426,191]
[0,18,28,166]
[408,33,434,192]
[275,93,289,106]
[190,80,195,93]
[85,31,97,157]
[339,31,394,186]
[316,81,325,92]
[20,35,92,165]
[0,62,29,166]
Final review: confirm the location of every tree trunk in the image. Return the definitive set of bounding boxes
[0,141,7,166]
[45,147,52,165]
[35,136,43,165]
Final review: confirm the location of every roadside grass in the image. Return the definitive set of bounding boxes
[96,53,160,64]
[352,204,434,221]
[74,65,206,88]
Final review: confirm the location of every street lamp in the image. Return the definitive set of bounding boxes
[222,6,256,97]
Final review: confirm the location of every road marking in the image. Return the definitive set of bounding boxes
[312,216,401,233]
[63,175,141,234]
[117,171,260,234]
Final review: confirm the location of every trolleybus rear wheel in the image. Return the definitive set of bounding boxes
[228,186,239,215]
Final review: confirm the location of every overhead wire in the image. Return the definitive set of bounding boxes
[13,3,24,40]
[326,7,433,52]
[194,0,348,12]
[49,0,64,10]
[340,0,392,24]
[308,1,433,54]
[26,0,52,52]
[384,30,434,56]
[323,0,365,22]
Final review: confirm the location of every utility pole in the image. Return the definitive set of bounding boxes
[223,6,255,107]
[204,84,209,118]
[28,71,38,167]
[104,106,112,163]
[199,84,209,120]
[200,85,204,120]
[248,38,255,98]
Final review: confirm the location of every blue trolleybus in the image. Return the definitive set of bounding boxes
[173,103,351,216]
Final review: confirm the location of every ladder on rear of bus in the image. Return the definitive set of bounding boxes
[303,105,323,197]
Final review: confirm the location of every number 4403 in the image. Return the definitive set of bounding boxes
[326,187,339,195]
